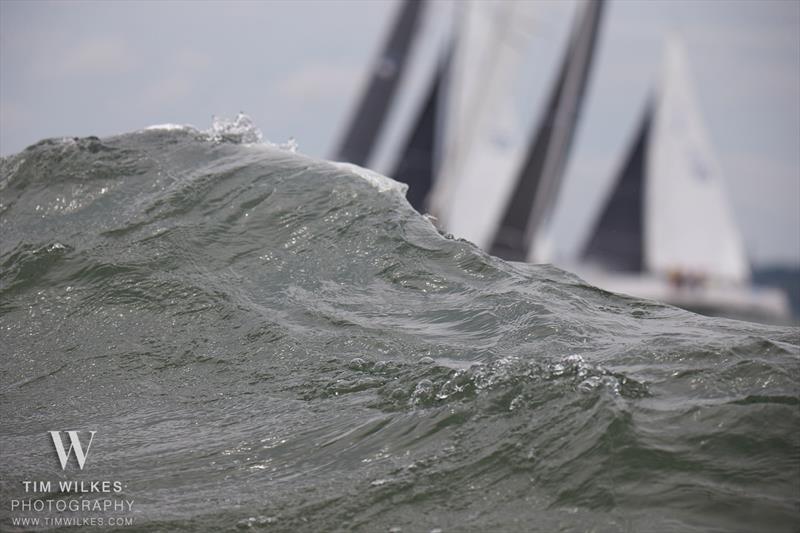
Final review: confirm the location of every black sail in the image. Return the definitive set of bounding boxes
[581,107,651,272]
[391,61,444,211]
[333,0,425,166]
[490,0,605,261]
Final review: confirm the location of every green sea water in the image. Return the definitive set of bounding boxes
[1,125,798,532]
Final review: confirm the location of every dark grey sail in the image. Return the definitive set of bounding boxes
[391,58,445,211]
[581,107,651,272]
[490,0,605,261]
[333,0,426,166]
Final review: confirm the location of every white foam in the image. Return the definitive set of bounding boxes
[144,114,407,199]
[331,161,408,196]
[145,123,195,132]
[144,113,298,153]
[275,137,298,153]
[207,113,263,144]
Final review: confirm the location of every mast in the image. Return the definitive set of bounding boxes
[489,0,605,262]
[333,0,426,166]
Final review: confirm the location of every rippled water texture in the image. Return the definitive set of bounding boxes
[1,128,798,532]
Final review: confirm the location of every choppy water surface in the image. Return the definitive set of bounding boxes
[1,123,798,532]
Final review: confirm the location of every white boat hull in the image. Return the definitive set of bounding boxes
[571,267,792,323]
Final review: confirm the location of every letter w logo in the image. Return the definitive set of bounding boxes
[49,431,96,470]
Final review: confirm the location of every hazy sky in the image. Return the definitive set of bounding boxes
[1,0,798,266]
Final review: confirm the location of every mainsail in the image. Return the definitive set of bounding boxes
[333,0,426,166]
[489,0,605,262]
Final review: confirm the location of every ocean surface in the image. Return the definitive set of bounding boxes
[1,118,798,532]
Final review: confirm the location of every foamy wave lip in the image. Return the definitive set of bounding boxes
[143,115,402,197]
[143,113,298,153]
[207,113,263,144]
[331,161,409,196]
[146,115,402,196]
[145,123,196,132]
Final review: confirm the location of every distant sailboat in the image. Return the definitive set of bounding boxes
[489,0,604,262]
[576,38,789,320]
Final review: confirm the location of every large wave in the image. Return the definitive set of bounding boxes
[1,121,798,532]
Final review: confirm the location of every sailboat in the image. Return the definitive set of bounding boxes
[573,38,790,321]
[486,0,603,262]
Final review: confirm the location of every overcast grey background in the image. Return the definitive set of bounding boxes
[1,0,798,267]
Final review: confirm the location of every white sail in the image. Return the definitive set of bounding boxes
[427,0,532,248]
[646,37,750,283]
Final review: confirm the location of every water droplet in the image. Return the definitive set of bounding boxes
[509,395,524,411]
[348,357,367,370]
[411,379,435,404]
[578,376,602,392]
[390,388,406,400]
